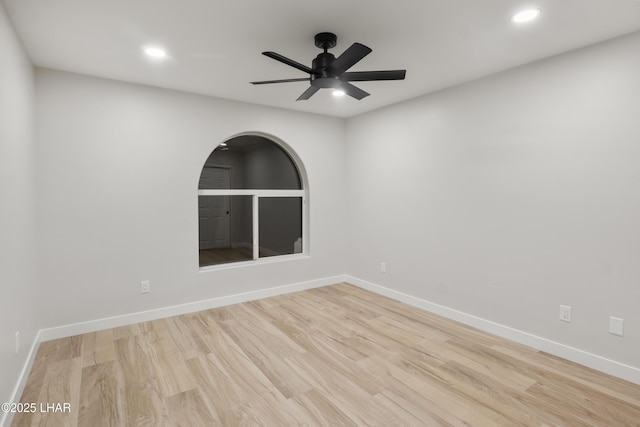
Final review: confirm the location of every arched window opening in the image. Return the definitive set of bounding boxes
[198,135,306,268]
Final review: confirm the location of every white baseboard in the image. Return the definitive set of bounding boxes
[1,330,41,427]
[345,275,640,386]
[39,275,346,342]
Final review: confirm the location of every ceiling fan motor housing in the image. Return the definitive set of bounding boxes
[311,53,341,88]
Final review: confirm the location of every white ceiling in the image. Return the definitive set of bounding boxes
[4,0,640,118]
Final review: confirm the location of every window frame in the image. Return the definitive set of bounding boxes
[197,134,308,271]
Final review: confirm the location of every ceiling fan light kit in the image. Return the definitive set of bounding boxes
[251,32,406,101]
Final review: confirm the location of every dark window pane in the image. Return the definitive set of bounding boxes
[201,136,301,190]
[259,197,302,258]
[199,195,253,266]
[198,166,230,190]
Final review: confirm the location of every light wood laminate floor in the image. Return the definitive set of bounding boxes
[12,283,640,426]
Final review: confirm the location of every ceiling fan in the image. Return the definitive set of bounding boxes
[251,32,406,101]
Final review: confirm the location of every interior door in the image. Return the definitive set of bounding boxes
[199,167,231,249]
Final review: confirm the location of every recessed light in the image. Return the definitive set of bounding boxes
[512,8,541,23]
[144,47,167,59]
[332,89,345,97]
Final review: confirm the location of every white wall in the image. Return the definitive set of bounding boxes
[346,32,640,368]
[35,69,347,329]
[0,2,39,408]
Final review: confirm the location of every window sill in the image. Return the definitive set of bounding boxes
[198,253,310,273]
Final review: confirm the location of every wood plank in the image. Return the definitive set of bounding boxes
[30,358,82,427]
[136,329,196,398]
[82,329,117,367]
[113,336,167,426]
[78,361,128,427]
[219,318,313,398]
[291,388,358,427]
[165,389,218,426]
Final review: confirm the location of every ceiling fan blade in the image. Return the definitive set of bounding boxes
[342,70,406,81]
[296,86,320,101]
[251,78,309,85]
[326,43,372,75]
[341,82,370,100]
[263,52,313,74]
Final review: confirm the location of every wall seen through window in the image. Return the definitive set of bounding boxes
[198,135,304,267]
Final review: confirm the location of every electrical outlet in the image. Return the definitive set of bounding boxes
[559,305,571,322]
[609,317,624,336]
[380,262,386,273]
[15,331,20,354]
[141,280,150,294]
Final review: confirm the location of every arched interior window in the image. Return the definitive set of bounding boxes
[198,135,305,268]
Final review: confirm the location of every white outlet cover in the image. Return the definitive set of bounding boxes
[141,280,150,293]
[559,305,572,322]
[609,317,624,336]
